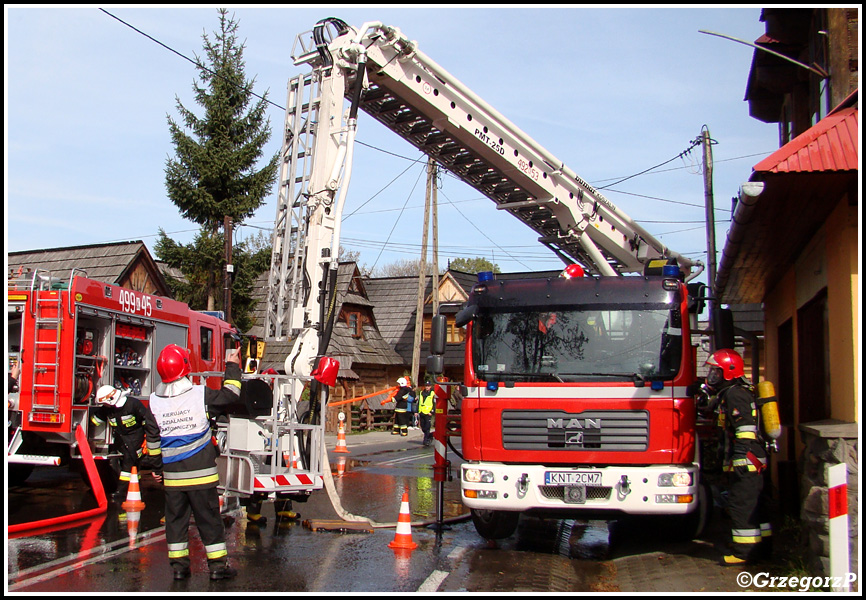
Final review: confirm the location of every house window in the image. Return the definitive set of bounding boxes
[422,316,466,344]
[347,312,363,338]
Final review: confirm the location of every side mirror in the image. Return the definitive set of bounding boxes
[430,314,447,356]
[426,354,444,375]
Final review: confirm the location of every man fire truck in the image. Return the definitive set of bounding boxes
[7,269,239,491]
[264,18,721,541]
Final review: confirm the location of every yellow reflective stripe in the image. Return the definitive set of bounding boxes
[163,473,220,487]
[732,535,762,544]
[205,542,227,559]
[224,380,241,393]
[735,431,757,439]
[168,549,190,558]
[91,416,103,426]
[732,528,761,543]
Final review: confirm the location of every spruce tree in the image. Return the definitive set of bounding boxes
[160,8,278,323]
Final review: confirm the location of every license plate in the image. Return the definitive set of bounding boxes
[544,471,602,486]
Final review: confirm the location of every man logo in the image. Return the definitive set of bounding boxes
[547,418,602,430]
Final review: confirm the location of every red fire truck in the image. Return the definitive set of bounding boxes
[268,19,715,540]
[440,264,710,539]
[7,269,240,490]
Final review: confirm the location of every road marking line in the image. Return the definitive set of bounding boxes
[418,569,449,592]
[8,529,166,591]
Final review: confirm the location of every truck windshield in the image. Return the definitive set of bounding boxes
[471,307,682,383]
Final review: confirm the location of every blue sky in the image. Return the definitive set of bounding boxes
[6,6,779,286]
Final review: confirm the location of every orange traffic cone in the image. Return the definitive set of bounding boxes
[388,490,418,550]
[121,466,146,511]
[335,414,350,454]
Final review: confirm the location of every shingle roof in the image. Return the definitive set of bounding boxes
[8,241,150,283]
[7,241,170,296]
[248,261,403,372]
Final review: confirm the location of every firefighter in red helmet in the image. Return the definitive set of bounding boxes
[703,348,772,566]
[149,343,242,581]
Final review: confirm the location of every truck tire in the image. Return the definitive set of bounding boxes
[659,480,712,541]
[687,480,713,539]
[470,508,519,540]
[8,464,35,486]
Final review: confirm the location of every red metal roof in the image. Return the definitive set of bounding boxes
[753,107,858,174]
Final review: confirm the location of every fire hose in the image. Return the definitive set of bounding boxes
[8,423,108,534]
[321,387,470,530]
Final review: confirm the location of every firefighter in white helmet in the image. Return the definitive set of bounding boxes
[91,384,162,499]
[392,377,415,437]
[148,344,242,581]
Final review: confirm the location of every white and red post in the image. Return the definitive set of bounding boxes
[827,463,850,592]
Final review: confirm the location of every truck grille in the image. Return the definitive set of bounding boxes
[539,485,612,501]
[501,409,649,451]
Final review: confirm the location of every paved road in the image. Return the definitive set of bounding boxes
[7,428,806,593]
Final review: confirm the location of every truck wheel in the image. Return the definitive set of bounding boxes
[8,464,35,486]
[660,481,712,541]
[470,508,519,540]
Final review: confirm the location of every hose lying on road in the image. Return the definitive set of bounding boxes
[320,445,470,530]
[8,424,108,535]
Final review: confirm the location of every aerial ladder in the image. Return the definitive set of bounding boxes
[266,18,703,381]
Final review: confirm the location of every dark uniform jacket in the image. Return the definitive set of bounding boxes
[717,382,767,473]
[394,386,413,411]
[91,396,162,460]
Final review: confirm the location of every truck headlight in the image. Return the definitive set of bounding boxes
[463,468,494,483]
[658,472,692,487]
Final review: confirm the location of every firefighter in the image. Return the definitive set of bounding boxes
[417,381,436,446]
[91,384,162,499]
[703,348,772,566]
[149,344,241,581]
[391,377,414,437]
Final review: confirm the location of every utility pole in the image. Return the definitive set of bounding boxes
[701,126,717,350]
[411,159,436,386]
[431,160,439,319]
[224,216,233,323]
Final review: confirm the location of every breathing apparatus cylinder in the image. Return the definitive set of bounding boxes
[757,380,782,451]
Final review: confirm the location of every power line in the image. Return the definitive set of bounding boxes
[99,8,285,113]
[100,9,740,270]
[596,139,702,190]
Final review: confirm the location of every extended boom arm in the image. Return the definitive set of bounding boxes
[267,19,701,376]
